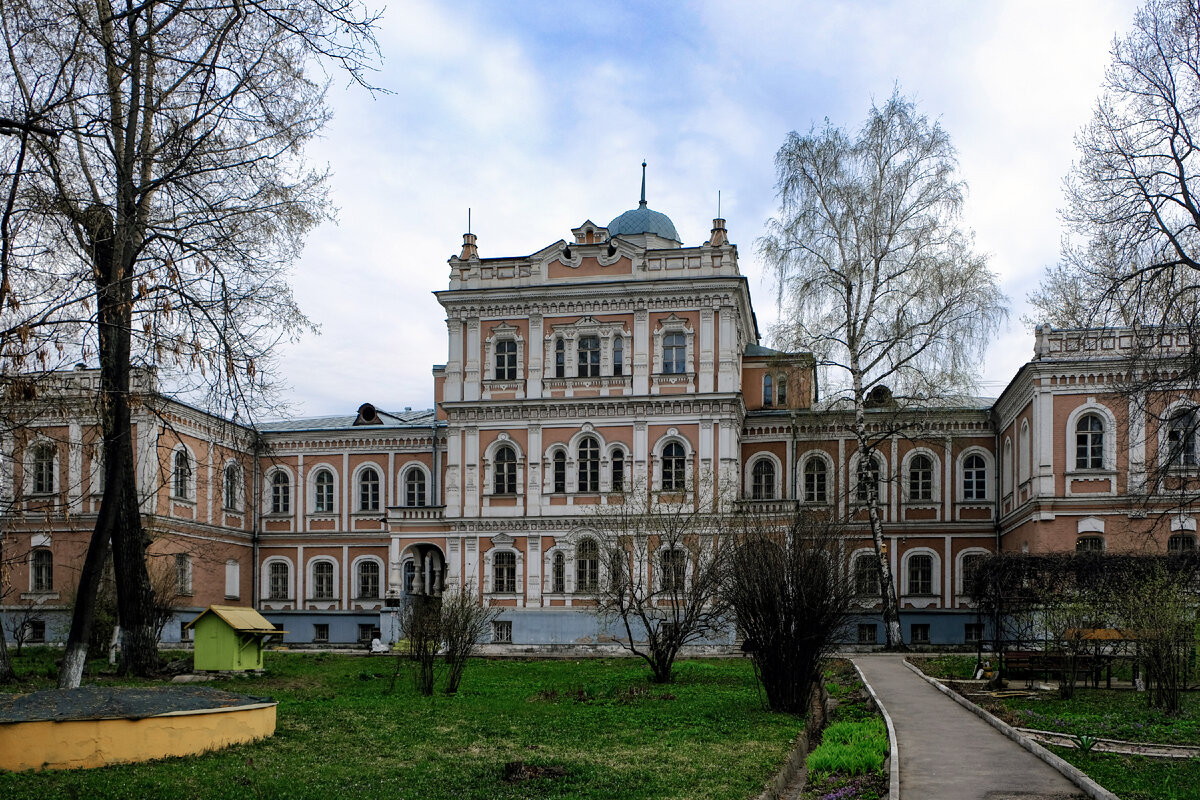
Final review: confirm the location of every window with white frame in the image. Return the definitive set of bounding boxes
[492,620,512,643]
[906,553,934,595]
[359,466,381,511]
[577,335,600,377]
[803,457,828,504]
[31,549,52,592]
[576,539,599,592]
[1075,414,1105,470]
[403,560,417,594]
[405,467,427,506]
[313,468,334,513]
[223,463,242,510]
[908,454,934,502]
[751,458,776,500]
[612,336,625,376]
[312,560,335,599]
[493,551,517,593]
[661,442,686,492]
[1168,407,1199,467]
[855,454,882,502]
[494,446,518,494]
[662,332,687,374]
[225,559,240,599]
[660,548,685,592]
[495,338,517,380]
[175,553,193,595]
[552,450,567,493]
[578,436,600,492]
[553,338,566,378]
[172,449,192,499]
[270,471,291,514]
[30,442,55,495]
[611,448,626,492]
[762,374,773,407]
[268,561,290,599]
[776,374,787,406]
[962,453,987,500]
[853,553,879,598]
[1076,536,1104,553]
[552,551,565,592]
[357,560,381,599]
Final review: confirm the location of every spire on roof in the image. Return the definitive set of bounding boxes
[639,160,647,208]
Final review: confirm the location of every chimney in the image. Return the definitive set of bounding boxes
[460,232,479,260]
[708,218,728,247]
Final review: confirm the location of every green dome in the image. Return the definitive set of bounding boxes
[607,161,680,243]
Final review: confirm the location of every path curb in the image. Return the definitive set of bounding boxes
[852,661,901,800]
[902,659,1120,800]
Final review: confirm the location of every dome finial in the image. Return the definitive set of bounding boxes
[639,160,647,208]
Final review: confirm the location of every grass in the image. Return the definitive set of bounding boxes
[907,654,979,680]
[985,688,1200,745]
[1050,748,1200,800]
[800,661,888,800]
[0,648,802,800]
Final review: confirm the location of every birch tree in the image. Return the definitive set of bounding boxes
[0,0,379,685]
[760,90,1007,648]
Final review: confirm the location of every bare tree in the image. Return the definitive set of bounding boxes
[440,582,500,695]
[0,0,379,686]
[591,479,731,684]
[760,89,1007,648]
[725,508,856,715]
[393,594,442,696]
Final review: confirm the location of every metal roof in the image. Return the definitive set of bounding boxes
[256,408,436,432]
[184,604,279,634]
[607,204,681,242]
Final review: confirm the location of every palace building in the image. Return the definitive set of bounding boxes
[3,188,1198,649]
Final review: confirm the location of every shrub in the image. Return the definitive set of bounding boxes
[806,718,888,778]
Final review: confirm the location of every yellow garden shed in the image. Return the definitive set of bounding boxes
[185,605,282,671]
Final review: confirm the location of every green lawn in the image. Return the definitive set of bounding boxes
[907,654,979,680]
[987,688,1200,746]
[1051,748,1200,800]
[0,649,802,800]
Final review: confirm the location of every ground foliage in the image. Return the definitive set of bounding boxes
[0,650,800,800]
[801,661,888,800]
[1051,747,1200,800]
[984,688,1200,746]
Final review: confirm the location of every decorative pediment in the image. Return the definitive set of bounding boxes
[486,321,522,341]
[490,532,515,547]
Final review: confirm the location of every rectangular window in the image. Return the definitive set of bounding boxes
[313,623,329,643]
[911,624,930,644]
[662,332,686,374]
[492,620,512,644]
[225,560,241,599]
[857,624,877,645]
[965,623,984,643]
[313,561,334,599]
[495,339,517,381]
[358,624,379,643]
[27,620,46,643]
[577,335,600,377]
[175,554,193,595]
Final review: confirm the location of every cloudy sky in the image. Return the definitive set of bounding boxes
[277,0,1141,418]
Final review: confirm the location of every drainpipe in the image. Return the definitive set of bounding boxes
[252,433,262,607]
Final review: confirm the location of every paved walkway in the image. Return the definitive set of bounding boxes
[852,655,1086,800]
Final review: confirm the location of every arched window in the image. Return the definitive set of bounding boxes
[1168,407,1199,466]
[1169,533,1197,553]
[576,539,599,592]
[662,332,686,374]
[853,554,879,598]
[405,468,427,507]
[613,337,624,376]
[1076,536,1104,553]
[495,339,517,380]
[1002,438,1013,496]
[908,454,933,501]
[552,552,565,593]
[1019,421,1032,483]
[661,442,685,492]
[224,463,241,510]
[552,450,567,494]
[357,560,380,599]
[578,436,600,492]
[1075,415,1104,470]
[611,449,625,492]
[403,560,417,594]
[763,374,773,407]
[359,467,381,511]
[173,449,191,499]
[960,552,984,595]
[776,374,787,406]
[493,551,517,593]
[31,549,52,592]
[312,560,334,599]
[313,469,334,513]
[856,454,881,502]
[963,454,987,500]
[270,471,291,514]
[751,459,776,500]
[907,554,933,595]
[268,561,290,600]
[803,457,827,504]
[30,443,55,495]
[554,338,565,378]
[660,548,685,592]
[578,335,600,377]
[494,446,517,494]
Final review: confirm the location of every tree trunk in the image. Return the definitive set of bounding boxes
[57,531,111,688]
[850,364,904,649]
[0,620,14,683]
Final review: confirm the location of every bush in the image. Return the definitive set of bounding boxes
[806,718,887,778]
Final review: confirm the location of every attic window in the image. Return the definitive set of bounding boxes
[354,403,382,426]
